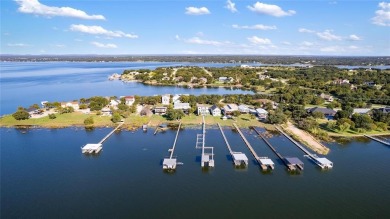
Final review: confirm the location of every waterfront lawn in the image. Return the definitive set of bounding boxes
[0,113,112,128]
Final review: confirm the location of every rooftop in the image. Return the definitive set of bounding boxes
[285,157,304,165]
[259,157,274,165]
[232,152,248,161]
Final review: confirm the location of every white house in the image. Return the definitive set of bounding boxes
[172,94,181,103]
[61,101,79,110]
[210,105,221,117]
[219,77,233,83]
[256,108,268,119]
[197,104,210,116]
[162,94,170,105]
[238,104,250,113]
[223,104,238,115]
[125,96,135,106]
[110,99,120,109]
[320,93,334,102]
[174,102,191,114]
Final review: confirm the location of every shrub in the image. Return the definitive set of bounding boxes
[12,110,30,120]
[48,114,56,119]
[84,116,94,126]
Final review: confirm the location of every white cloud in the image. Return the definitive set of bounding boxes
[301,41,314,46]
[316,30,342,41]
[348,34,362,41]
[7,43,30,47]
[232,24,277,30]
[175,35,181,40]
[70,24,138,39]
[248,2,296,17]
[282,41,291,45]
[52,44,66,48]
[185,37,224,46]
[15,0,105,20]
[320,46,344,52]
[372,2,390,26]
[91,42,117,48]
[247,36,272,45]
[298,28,315,33]
[225,0,238,13]
[185,7,210,15]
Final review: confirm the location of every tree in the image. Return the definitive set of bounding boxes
[111,112,122,123]
[267,111,287,124]
[312,111,325,119]
[84,116,94,126]
[166,108,184,120]
[59,106,74,114]
[338,122,350,132]
[48,114,56,119]
[12,109,30,120]
[30,103,40,109]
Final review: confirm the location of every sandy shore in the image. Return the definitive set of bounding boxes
[282,122,330,155]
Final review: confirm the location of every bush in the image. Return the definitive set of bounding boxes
[111,112,122,123]
[84,116,94,126]
[12,110,30,120]
[48,114,56,119]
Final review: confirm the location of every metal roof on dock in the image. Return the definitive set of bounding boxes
[285,157,304,165]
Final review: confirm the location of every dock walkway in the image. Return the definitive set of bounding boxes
[82,122,123,154]
[233,123,274,170]
[252,127,297,171]
[163,122,182,170]
[196,116,214,168]
[275,125,333,169]
[364,135,390,146]
[217,123,248,166]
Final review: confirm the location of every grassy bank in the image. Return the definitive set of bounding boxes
[0,113,273,130]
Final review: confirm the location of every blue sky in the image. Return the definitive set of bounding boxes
[1,0,389,55]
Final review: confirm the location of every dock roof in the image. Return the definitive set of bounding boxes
[285,157,304,165]
[316,157,333,166]
[163,158,177,167]
[259,157,274,165]
[232,152,248,161]
[82,143,102,150]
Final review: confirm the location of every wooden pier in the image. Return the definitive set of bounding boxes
[251,127,299,171]
[196,116,214,168]
[163,122,182,170]
[81,122,123,154]
[233,124,274,171]
[217,123,248,167]
[275,125,333,169]
[364,135,390,146]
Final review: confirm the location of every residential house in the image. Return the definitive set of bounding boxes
[255,108,268,119]
[162,94,170,105]
[110,99,120,109]
[26,107,40,117]
[238,104,250,114]
[172,94,181,103]
[61,101,79,110]
[219,77,233,83]
[140,107,153,116]
[307,107,337,117]
[377,107,390,114]
[223,104,238,115]
[101,107,112,116]
[125,96,135,106]
[174,102,191,114]
[352,108,371,115]
[320,93,334,102]
[154,106,167,115]
[209,105,221,117]
[199,77,208,84]
[259,75,270,80]
[333,79,350,85]
[197,104,210,116]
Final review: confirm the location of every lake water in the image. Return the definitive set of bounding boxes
[1,126,389,218]
[0,62,254,115]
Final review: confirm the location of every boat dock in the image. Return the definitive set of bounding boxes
[232,124,274,171]
[251,127,300,171]
[81,122,123,154]
[196,116,214,168]
[275,125,333,169]
[364,135,390,146]
[162,122,182,170]
[217,123,248,166]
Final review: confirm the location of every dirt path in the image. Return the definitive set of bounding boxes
[283,122,330,155]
